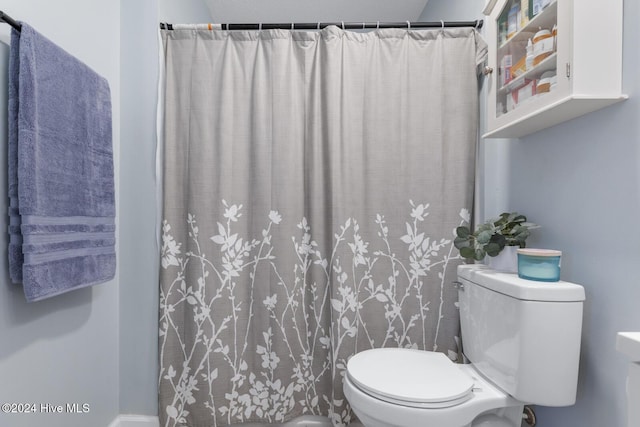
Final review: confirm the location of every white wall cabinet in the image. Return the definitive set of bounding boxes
[483,0,626,138]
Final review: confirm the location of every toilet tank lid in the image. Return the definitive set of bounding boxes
[457,265,585,302]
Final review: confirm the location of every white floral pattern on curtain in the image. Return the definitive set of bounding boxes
[161,203,470,426]
[159,26,486,427]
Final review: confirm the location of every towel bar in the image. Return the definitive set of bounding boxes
[0,10,22,32]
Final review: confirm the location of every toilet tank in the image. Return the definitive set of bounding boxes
[457,265,585,406]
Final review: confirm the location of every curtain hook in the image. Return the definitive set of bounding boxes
[475,19,481,30]
[376,21,380,30]
[317,21,321,30]
[362,22,365,30]
[291,22,294,31]
[441,19,445,29]
[259,22,262,33]
[341,21,345,30]
[406,20,411,29]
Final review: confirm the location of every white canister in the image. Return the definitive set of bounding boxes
[532,29,554,66]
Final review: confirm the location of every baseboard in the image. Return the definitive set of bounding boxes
[108,414,160,427]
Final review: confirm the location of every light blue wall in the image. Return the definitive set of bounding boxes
[0,1,121,426]
[119,0,160,417]
[422,1,640,426]
[159,0,211,21]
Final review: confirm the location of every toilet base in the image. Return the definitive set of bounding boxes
[471,407,525,427]
[351,400,524,427]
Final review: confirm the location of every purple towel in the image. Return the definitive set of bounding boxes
[8,23,115,302]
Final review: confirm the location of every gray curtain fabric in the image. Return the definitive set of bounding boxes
[159,26,487,427]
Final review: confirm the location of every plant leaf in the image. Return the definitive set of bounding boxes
[454,237,470,249]
[476,230,492,244]
[490,233,506,247]
[460,246,476,259]
[512,214,527,223]
[485,242,502,257]
[456,226,470,238]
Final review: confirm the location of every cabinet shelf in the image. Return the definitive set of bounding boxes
[498,52,556,95]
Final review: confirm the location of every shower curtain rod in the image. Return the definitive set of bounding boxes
[0,11,481,34]
[159,20,483,31]
[0,10,21,32]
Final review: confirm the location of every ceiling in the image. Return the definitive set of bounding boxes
[202,0,431,23]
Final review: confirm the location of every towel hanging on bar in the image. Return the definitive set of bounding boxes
[8,22,115,302]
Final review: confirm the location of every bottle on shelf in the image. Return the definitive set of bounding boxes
[525,38,534,71]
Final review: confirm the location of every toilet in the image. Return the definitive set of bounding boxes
[616,332,640,427]
[344,264,585,427]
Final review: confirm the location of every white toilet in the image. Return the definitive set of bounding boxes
[616,332,640,427]
[344,264,585,427]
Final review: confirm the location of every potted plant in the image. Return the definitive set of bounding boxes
[454,212,539,272]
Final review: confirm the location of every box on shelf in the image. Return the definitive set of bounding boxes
[500,54,513,86]
[516,79,537,103]
[507,79,537,110]
[507,4,520,39]
[520,0,530,27]
[512,56,526,78]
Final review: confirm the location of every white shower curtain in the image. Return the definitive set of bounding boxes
[159,26,486,427]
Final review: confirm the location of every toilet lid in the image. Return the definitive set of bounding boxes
[346,348,474,409]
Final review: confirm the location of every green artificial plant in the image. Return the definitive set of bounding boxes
[454,212,539,261]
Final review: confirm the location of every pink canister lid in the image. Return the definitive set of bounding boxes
[517,248,562,257]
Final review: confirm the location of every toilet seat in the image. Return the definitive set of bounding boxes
[346,348,475,409]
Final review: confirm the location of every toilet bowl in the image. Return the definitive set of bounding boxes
[343,348,523,427]
[343,265,586,427]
